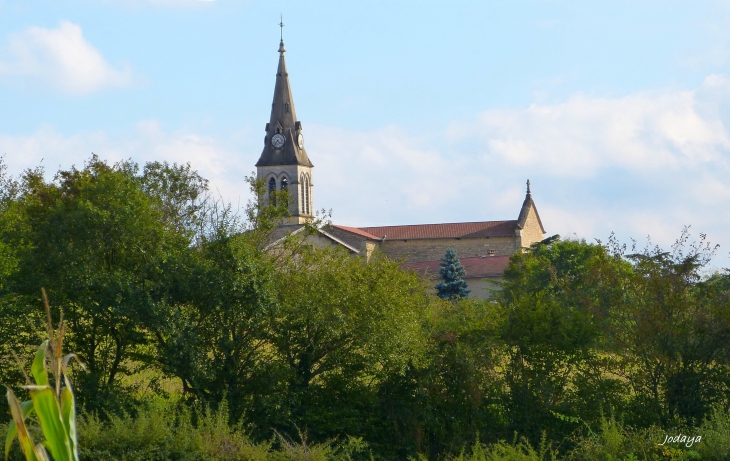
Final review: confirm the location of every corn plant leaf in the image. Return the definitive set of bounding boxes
[29,387,72,461]
[30,341,49,388]
[4,399,34,461]
[6,390,38,461]
[34,444,50,461]
[59,377,79,461]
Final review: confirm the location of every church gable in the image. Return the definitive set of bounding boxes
[265,225,360,254]
[515,180,546,248]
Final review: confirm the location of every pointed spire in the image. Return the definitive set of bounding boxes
[516,179,545,233]
[256,27,313,167]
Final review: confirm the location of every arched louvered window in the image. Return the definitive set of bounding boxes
[305,174,310,215]
[268,177,276,206]
[281,177,289,207]
[300,174,305,214]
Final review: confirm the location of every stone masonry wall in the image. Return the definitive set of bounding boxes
[517,205,545,249]
[377,236,517,263]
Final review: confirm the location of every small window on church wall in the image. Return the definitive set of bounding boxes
[305,175,310,215]
[281,177,289,207]
[268,177,276,206]
[300,177,305,213]
[285,103,290,113]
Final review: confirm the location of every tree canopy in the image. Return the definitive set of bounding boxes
[2,156,730,460]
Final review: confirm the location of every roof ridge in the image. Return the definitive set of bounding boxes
[360,219,516,230]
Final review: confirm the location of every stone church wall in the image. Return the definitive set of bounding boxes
[377,236,517,263]
[518,206,545,248]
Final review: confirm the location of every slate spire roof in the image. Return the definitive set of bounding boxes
[256,38,313,167]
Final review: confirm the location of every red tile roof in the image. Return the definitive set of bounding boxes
[358,220,517,240]
[329,225,381,240]
[402,255,511,279]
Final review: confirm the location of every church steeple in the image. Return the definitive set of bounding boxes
[256,26,315,223]
[256,34,313,167]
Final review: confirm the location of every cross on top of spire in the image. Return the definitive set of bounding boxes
[278,15,286,53]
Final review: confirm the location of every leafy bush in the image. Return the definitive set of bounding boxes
[696,407,730,461]
[78,399,270,461]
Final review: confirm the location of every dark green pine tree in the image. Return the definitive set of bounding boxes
[435,248,470,300]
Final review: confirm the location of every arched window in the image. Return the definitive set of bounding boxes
[300,174,305,214]
[268,177,276,206]
[305,174,310,215]
[281,177,289,207]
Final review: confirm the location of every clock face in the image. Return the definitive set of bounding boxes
[297,133,304,149]
[271,133,285,148]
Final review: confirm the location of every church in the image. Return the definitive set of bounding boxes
[256,36,546,298]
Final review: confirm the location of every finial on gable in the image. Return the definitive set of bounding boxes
[526,179,531,196]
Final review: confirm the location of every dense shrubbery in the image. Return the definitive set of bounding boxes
[2,156,730,460]
[5,401,730,460]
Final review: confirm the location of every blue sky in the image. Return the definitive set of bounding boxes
[1,0,730,268]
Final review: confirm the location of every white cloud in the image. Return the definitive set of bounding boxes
[309,77,730,265]
[0,21,134,94]
[449,78,730,178]
[0,122,250,208]
[3,76,730,266]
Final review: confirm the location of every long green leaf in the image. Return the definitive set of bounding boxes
[30,341,49,388]
[4,400,34,461]
[28,387,73,461]
[59,377,79,461]
[6,390,38,461]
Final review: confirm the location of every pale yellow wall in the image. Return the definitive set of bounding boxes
[517,205,545,249]
[376,236,517,263]
[257,164,313,220]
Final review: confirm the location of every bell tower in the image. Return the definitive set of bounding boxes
[255,25,314,224]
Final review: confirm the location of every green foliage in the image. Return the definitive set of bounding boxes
[498,237,625,444]
[4,155,730,460]
[605,230,730,426]
[5,296,82,461]
[267,247,428,439]
[0,156,200,414]
[77,399,272,461]
[695,407,730,461]
[435,248,470,300]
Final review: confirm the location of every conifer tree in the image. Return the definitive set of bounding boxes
[435,248,470,299]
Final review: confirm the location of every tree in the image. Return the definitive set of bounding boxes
[0,155,204,414]
[267,246,429,439]
[435,248,470,300]
[606,230,730,426]
[498,236,628,443]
